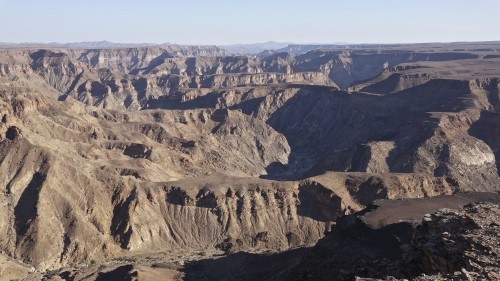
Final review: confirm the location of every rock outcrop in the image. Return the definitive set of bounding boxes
[406,202,500,280]
[290,195,500,281]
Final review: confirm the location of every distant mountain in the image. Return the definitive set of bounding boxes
[254,43,354,57]
[220,41,293,55]
[0,40,163,49]
[274,44,348,54]
[2,41,292,53]
[264,41,500,56]
[64,41,159,48]
[0,41,228,57]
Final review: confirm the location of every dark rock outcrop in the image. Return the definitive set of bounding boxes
[291,195,500,281]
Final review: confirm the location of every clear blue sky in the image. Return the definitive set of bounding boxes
[1,0,499,45]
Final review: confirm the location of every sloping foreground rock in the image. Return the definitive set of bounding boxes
[402,201,500,280]
[293,194,500,281]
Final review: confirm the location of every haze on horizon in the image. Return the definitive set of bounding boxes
[0,0,499,45]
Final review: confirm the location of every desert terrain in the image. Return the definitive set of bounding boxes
[0,41,499,280]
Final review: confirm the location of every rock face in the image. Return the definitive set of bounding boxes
[290,195,500,281]
[406,202,500,280]
[0,42,499,279]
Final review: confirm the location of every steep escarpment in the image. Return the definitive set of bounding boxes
[1,82,293,181]
[70,195,500,281]
[351,59,500,94]
[0,81,312,271]
[2,47,490,111]
[290,50,479,89]
[0,49,338,111]
[236,79,497,191]
[113,176,333,254]
[71,46,229,72]
[0,139,121,270]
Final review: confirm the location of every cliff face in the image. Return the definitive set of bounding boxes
[0,47,492,112]
[0,49,339,111]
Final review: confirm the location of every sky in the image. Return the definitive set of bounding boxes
[0,0,499,45]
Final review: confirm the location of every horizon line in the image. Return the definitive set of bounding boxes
[1,40,500,47]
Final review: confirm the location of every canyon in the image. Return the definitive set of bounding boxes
[0,41,499,280]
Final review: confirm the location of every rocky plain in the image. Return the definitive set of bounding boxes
[0,41,499,280]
